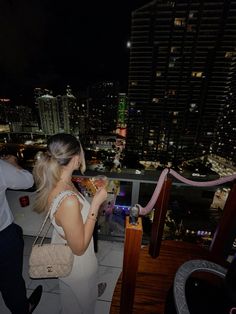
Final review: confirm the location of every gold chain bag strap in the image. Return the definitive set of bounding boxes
[29,192,75,279]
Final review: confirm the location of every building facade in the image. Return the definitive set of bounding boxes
[116,93,128,138]
[38,94,60,135]
[125,0,236,164]
[87,81,119,139]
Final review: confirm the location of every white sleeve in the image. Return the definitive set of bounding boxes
[1,161,34,190]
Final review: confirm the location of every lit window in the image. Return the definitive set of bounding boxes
[168,1,175,7]
[174,18,185,26]
[189,11,194,19]
[167,89,176,96]
[131,81,138,86]
[152,98,159,103]
[225,51,236,58]
[156,71,162,77]
[191,71,203,78]
[170,46,180,53]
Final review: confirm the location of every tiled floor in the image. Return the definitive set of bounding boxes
[0,237,124,314]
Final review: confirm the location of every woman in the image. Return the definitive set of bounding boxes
[33,133,107,314]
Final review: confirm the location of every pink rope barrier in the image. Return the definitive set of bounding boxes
[136,168,236,215]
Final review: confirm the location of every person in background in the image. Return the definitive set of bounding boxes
[33,133,107,314]
[0,154,42,313]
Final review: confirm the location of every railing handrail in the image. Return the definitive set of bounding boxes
[136,168,236,215]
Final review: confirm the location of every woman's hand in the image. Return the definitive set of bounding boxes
[90,187,107,212]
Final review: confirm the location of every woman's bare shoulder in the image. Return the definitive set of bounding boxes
[48,188,81,211]
[60,192,80,207]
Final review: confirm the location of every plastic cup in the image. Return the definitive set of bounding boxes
[90,175,109,191]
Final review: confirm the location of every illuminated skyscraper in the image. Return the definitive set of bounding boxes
[59,86,77,134]
[125,0,236,164]
[75,91,89,141]
[213,87,236,163]
[88,81,119,138]
[0,98,11,124]
[116,93,128,138]
[33,87,50,129]
[38,93,60,135]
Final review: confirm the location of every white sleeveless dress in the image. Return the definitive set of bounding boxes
[49,190,98,314]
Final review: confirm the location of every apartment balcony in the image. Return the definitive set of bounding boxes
[2,169,236,313]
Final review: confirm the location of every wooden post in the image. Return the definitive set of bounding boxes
[149,178,172,258]
[210,182,236,259]
[120,216,143,314]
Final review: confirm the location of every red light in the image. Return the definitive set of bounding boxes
[19,196,29,207]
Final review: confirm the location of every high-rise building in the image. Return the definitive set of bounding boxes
[88,81,119,138]
[0,98,11,124]
[59,86,77,134]
[75,90,89,142]
[116,93,128,138]
[33,87,51,129]
[125,0,236,164]
[38,93,60,135]
[213,83,236,163]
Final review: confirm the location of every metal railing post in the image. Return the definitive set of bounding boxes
[131,180,140,205]
[149,178,172,258]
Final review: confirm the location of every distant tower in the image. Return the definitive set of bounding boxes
[33,87,50,129]
[38,93,60,135]
[126,0,236,164]
[0,98,11,124]
[76,90,90,142]
[59,85,77,134]
[213,86,236,163]
[88,81,119,138]
[116,93,128,138]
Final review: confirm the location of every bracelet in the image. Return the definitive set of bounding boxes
[88,212,97,221]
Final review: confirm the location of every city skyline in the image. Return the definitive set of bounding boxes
[0,0,235,170]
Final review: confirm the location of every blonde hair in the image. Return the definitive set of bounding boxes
[33,133,86,213]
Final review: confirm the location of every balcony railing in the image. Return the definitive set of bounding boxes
[110,171,236,314]
[9,169,235,251]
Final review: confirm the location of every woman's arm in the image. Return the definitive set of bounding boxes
[54,188,107,255]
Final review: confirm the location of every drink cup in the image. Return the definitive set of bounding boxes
[90,175,109,192]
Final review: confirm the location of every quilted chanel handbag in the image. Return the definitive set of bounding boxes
[29,197,74,279]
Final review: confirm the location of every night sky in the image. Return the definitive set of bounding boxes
[0,0,147,99]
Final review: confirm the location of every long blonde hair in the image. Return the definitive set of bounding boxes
[33,133,86,213]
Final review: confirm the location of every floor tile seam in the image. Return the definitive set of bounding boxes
[27,289,60,295]
[96,299,112,303]
[98,264,122,269]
